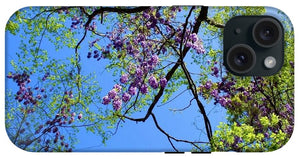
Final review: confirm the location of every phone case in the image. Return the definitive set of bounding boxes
[5,6,294,152]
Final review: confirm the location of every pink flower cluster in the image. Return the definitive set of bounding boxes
[175,30,206,54]
[102,84,131,111]
[102,72,168,111]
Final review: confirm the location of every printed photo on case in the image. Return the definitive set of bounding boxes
[5,6,294,152]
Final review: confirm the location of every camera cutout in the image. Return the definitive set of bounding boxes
[226,44,256,74]
[224,16,284,76]
[252,18,283,48]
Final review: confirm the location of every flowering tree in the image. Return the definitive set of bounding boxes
[5,6,293,152]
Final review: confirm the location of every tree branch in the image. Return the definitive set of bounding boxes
[167,137,179,152]
[157,89,188,107]
[151,113,207,151]
[84,7,151,27]
[204,18,225,28]
[169,98,195,112]
[179,6,195,56]
[119,6,210,123]
[253,77,278,114]
[180,62,212,142]
[13,113,27,144]
[73,28,88,102]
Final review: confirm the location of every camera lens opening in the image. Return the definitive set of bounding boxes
[226,44,256,74]
[252,18,282,48]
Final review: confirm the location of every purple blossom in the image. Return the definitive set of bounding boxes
[102,96,110,105]
[113,84,122,92]
[131,77,142,87]
[171,6,177,12]
[159,77,168,88]
[140,84,148,94]
[166,26,172,33]
[234,136,243,145]
[289,116,294,124]
[148,54,159,66]
[148,75,158,89]
[161,47,167,54]
[211,89,219,97]
[190,33,198,42]
[175,36,181,44]
[6,74,13,79]
[37,94,42,99]
[193,40,205,54]
[185,41,193,48]
[242,91,249,96]
[128,86,137,95]
[286,125,293,135]
[237,87,245,92]
[211,66,219,77]
[78,113,82,120]
[141,61,149,70]
[279,112,287,118]
[159,18,166,24]
[108,89,117,99]
[87,52,92,58]
[218,97,228,107]
[89,38,99,47]
[89,22,96,31]
[264,132,270,138]
[112,98,122,111]
[135,68,143,78]
[137,33,146,42]
[204,81,212,89]
[259,106,268,116]
[126,43,133,51]
[132,49,139,57]
[145,16,158,29]
[146,21,153,29]
[113,38,124,51]
[289,61,294,68]
[122,93,131,102]
[142,12,151,19]
[140,41,147,48]
[120,74,129,84]
[155,12,161,18]
[285,104,293,113]
[93,54,100,58]
[127,63,137,74]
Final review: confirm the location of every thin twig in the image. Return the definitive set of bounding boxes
[151,113,206,151]
[157,89,188,107]
[169,98,195,112]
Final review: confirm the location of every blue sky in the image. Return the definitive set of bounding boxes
[5,7,227,152]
